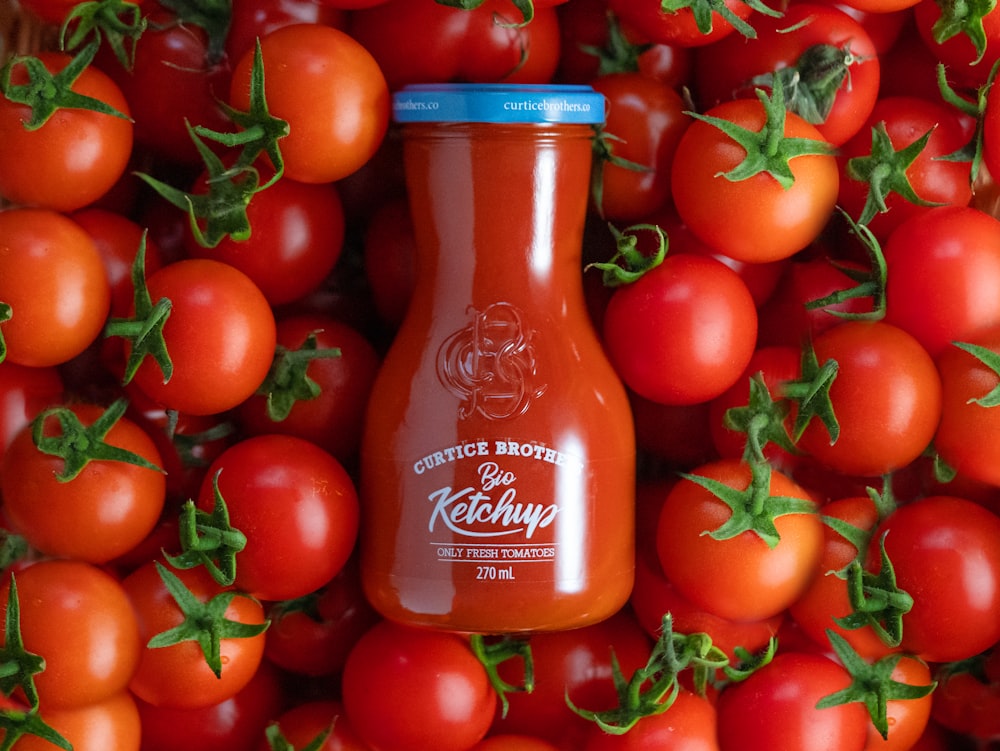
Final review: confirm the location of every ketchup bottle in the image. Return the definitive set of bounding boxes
[360,84,635,633]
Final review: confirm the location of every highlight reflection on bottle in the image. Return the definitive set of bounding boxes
[360,84,635,634]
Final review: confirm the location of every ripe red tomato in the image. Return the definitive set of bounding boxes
[581,688,718,751]
[601,252,758,406]
[20,691,142,751]
[348,0,562,90]
[935,326,1000,487]
[0,361,62,464]
[1,401,166,564]
[237,313,381,464]
[196,433,360,602]
[184,177,346,306]
[471,735,561,751]
[0,51,133,212]
[607,0,762,47]
[715,651,870,751]
[794,320,942,477]
[867,495,1000,663]
[255,699,369,751]
[121,258,276,417]
[0,560,142,709]
[913,0,1000,88]
[670,95,840,263]
[865,655,934,751]
[590,71,688,220]
[656,458,824,622]
[0,208,111,368]
[694,3,881,146]
[882,206,1000,359]
[225,0,347,63]
[341,619,497,751]
[123,560,268,709]
[228,23,389,184]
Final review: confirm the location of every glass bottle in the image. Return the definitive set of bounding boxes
[360,83,635,633]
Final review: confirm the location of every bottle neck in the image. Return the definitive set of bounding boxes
[401,122,595,316]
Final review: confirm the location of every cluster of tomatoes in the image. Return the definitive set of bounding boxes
[2,0,1000,749]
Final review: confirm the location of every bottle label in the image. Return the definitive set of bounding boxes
[411,438,586,581]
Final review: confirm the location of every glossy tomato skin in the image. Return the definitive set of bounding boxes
[21,691,142,751]
[913,0,1000,88]
[1,402,166,564]
[237,313,381,464]
[184,178,345,307]
[125,258,276,416]
[670,99,840,263]
[865,655,934,751]
[601,253,758,406]
[123,560,268,709]
[868,495,1000,663]
[489,609,653,748]
[656,459,824,622]
[0,52,133,212]
[347,0,561,89]
[581,688,719,751]
[0,560,142,710]
[715,651,869,751]
[787,495,895,660]
[882,206,1000,359]
[935,327,1000,487]
[225,0,347,62]
[0,361,62,464]
[607,0,756,47]
[196,433,360,602]
[229,23,389,184]
[341,619,497,751]
[136,659,285,751]
[837,97,974,243]
[471,735,562,751]
[254,699,369,751]
[0,208,111,368]
[97,8,233,166]
[693,3,880,146]
[590,72,689,221]
[795,320,942,477]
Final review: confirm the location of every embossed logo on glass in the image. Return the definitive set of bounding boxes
[437,302,546,420]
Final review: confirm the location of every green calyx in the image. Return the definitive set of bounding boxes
[587,223,667,287]
[680,457,817,549]
[257,332,341,423]
[135,39,289,248]
[930,0,997,63]
[835,532,913,648]
[686,83,836,189]
[722,371,799,464]
[952,340,1000,406]
[435,0,536,25]
[0,40,131,130]
[804,209,887,321]
[156,0,232,66]
[263,723,332,751]
[469,634,535,719]
[147,562,269,678]
[568,613,775,734]
[780,339,840,444]
[935,60,998,184]
[60,0,147,70]
[0,303,10,365]
[752,42,866,127]
[590,129,654,219]
[31,398,164,483]
[660,0,782,39]
[163,470,247,587]
[103,232,173,387]
[578,11,654,76]
[846,121,945,226]
[817,630,936,740]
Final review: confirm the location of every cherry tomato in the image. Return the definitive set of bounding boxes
[19,691,142,751]
[196,433,360,602]
[255,699,369,751]
[581,688,719,751]
[123,560,268,709]
[229,23,389,184]
[0,208,111,368]
[471,735,562,751]
[607,0,762,47]
[225,0,347,62]
[601,252,758,406]
[0,52,133,211]
[123,258,276,417]
[913,0,1000,88]
[341,619,497,751]
[0,361,62,464]
[1,401,166,564]
[0,560,142,709]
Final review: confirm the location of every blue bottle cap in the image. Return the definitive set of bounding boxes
[392,83,606,125]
